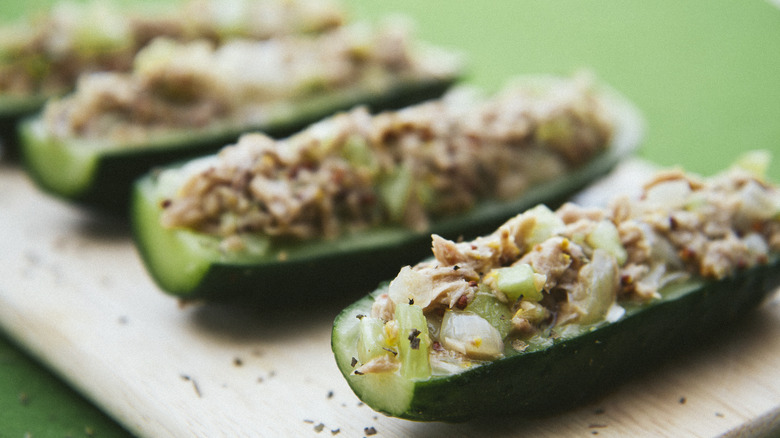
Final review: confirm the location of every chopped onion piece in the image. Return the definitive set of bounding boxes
[439,310,504,360]
[644,180,691,211]
[605,302,625,323]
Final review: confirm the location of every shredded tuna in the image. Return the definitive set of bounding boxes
[370,293,394,322]
[370,163,780,355]
[0,0,344,97]
[519,237,583,291]
[42,20,456,144]
[353,160,780,375]
[160,75,614,241]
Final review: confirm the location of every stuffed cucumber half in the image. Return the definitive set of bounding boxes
[331,151,780,421]
[1,0,345,156]
[132,73,643,306]
[20,19,462,212]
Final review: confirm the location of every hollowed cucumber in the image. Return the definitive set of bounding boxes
[331,261,780,421]
[130,78,642,306]
[330,155,780,421]
[21,77,456,213]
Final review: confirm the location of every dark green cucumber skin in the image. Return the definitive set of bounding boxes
[20,78,456,214]
[0,115,22,160]
[133,145,620,309]
[180,235,427,311]
[0,99,45,161]
[334,258,780,422]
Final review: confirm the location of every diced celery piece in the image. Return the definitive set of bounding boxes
[357,316,389,363]
[525,204,566,248]
[536,117,574,146]
[415,180,435,209]
[341,134,376,171]
[379,164,412,222]
[394,302,431,380]
[586,220,627,265]
[494,264,545,302]
[465,290,513,339]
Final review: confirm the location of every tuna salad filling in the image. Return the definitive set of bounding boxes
[40,20,460,143]
[0,0,344,98]
[349,154,780,377]
[157,75,615,246]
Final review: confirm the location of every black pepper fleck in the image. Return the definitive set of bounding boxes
[408,328,422,349]
[180,374,202,398]
[364,426,377,436]
[669,215,679,230]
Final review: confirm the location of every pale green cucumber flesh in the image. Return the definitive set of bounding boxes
[331,258,780,421]
[20,77,456,213]
[19,119,100,196]
[132,178,214,294]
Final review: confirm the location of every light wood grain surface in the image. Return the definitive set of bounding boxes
[2,160,779,437]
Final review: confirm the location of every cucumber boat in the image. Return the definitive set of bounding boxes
[20,21,463,212]
[0,0,346,156]
[132,74,643,306]
[331,152,780,421]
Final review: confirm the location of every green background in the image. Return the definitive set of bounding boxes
[1,0,779,436]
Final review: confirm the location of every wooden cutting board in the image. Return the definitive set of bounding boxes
[2,159,779,437]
